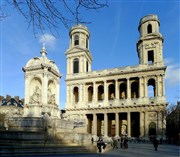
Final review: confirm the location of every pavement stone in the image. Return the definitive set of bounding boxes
[7,143,179,157]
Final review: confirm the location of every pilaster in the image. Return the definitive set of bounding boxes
[127,78,131,99]
[104,113,108,137]
[115,79,119,100]
[93,82,97,102]
[115,112,119,136]
[104,80,108,101]
[93,113,97,136]
[127,112,131,137]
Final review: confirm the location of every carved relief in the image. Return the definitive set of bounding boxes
[29,86,41,104]
[48,88,56,105]
[121,91,126,99]
[144,42,159,49]
[48,80,56,105]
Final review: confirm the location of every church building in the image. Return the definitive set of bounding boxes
[65,14,167,139]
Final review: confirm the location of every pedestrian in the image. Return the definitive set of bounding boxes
[153,138,159,151]
[120,137,123,149]
[123,138,128,149]
[91,137,94,144]
[97,138,104,153]
[113,138,118,149]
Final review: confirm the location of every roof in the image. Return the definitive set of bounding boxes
[0,98,24,108]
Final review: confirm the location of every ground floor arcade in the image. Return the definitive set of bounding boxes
[84,106,166,138]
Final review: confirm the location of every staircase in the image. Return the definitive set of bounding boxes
[0,130,97,156]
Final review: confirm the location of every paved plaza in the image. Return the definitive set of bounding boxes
[14,143,179,157]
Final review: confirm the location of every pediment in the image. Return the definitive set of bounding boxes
[66,47,88,54]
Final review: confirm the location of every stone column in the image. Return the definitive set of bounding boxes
[93,82,97,102]
[104,80,108,101]
[67,58,70,74]
[144,111,149,137]
[156,76,159,97]
[84,56,86,73]
[69,57,72,74]
[56,79,60,107]
[115,79,119,100]
[127,78,131,99]
[79,84,83,102]
[162,75,165,96]
[104,113,108,137]
[156,111,159,137]
[144,77,148,97]
[71,85,74,104]
[24,74,29,105]
[139,77,143,98]
[127,112,131,137]
[140,111,145,137]
[80,56,83,73]
[42,71,48,105]
[72,35,74,47]
[115,112,119,136]
[155,78,158,97]
[93,113,97,136]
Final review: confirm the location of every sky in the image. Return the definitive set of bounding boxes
[0,0,179,109]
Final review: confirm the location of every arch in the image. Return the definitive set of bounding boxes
[148,78,156,97]
[29,77,42,104]
[73,87,79,103]
[108,84,115,100]
[88,86,93,102]
[73,58,79,73]
[147,24,152,34]
[98,85,104,101]
[74,35,79,46]
[119,83,127,99]
[131,81,139,98]
[149,122,156,136]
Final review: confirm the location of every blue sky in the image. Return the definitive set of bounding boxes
[0,1,179,109]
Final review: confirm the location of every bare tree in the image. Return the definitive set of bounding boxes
[3,0,108,35]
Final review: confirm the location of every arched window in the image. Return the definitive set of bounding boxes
[73,58,79,73]
[131,81,139,98]
[148,78,156,97]
[98,85,104,101]
[148,50,154,64]
[86,36,89,49]
[74,35,79,46]
[119,83,127,99]
[108,84,115,100]
[73,87,79,103]
[86,61,89,72]
[88,86,93,102]
[147,24,152,34]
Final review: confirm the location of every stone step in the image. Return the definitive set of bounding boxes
[0,144,97,156]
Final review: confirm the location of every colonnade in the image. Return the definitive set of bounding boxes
[66,75,165,104]
[86,110,165,138]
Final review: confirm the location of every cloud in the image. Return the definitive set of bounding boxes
[39,33,56,49]
[165,58,180,87]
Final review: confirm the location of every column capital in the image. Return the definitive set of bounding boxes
[103,80,107,83]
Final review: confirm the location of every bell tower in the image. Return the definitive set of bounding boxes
[66,25,92,75]
[137,14,164,67]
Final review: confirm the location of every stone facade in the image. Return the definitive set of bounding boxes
[22,45,62,118]
[65,14,167,139]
